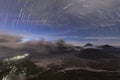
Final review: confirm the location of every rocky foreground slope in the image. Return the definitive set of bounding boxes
[0,53,120,80]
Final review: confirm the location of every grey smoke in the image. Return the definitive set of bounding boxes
[0,34,22,42]
[0,34,75,58]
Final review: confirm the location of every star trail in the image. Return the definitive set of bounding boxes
[0,0,120,45]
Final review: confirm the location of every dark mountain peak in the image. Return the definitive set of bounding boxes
[101,44,113,48]
[75,48,116,60]
[84,43,94,47]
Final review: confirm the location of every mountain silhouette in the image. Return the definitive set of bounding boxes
[100,44,113,48]
[84,43,94,47]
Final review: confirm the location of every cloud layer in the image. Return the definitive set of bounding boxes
[0,34,75,58]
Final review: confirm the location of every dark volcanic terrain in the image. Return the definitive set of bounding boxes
[0,44,120,80]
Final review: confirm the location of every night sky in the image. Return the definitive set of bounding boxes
[0,0,120,46]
